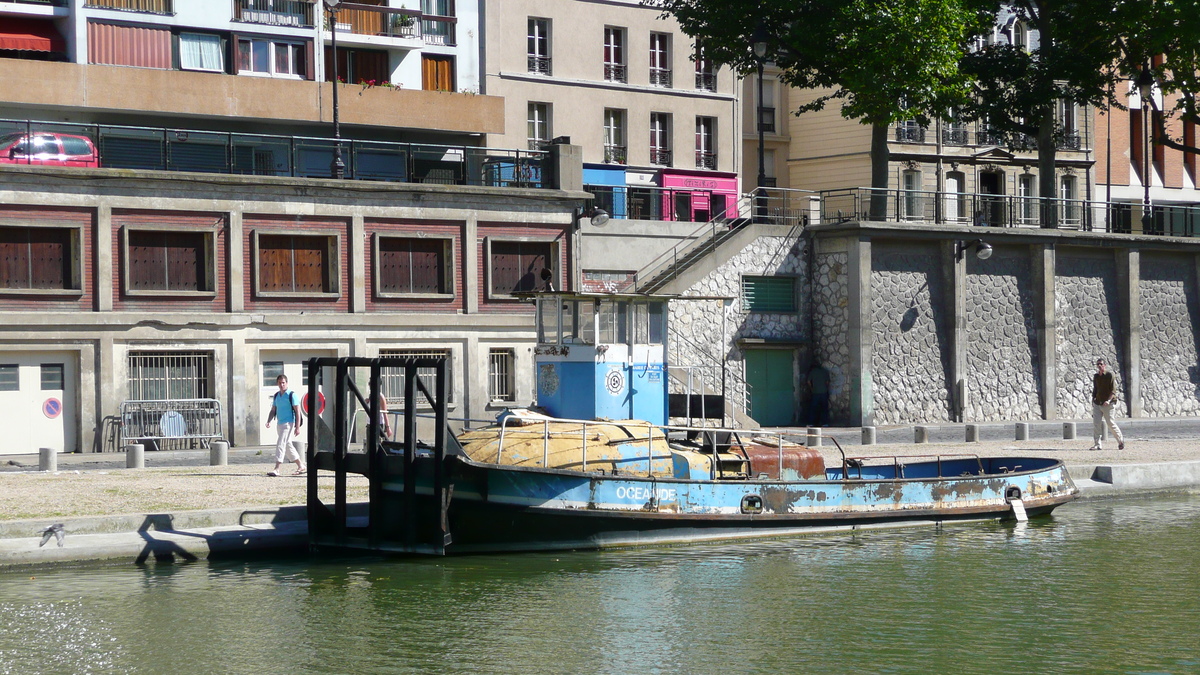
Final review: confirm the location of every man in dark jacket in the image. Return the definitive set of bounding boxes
[1090,358,1125,451]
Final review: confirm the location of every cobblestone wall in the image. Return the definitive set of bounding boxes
[1139,254,1200,416]
[1055,254,1123,418]
[870,245,953,425]
[813,251,851,422]
[965,252,1041,421]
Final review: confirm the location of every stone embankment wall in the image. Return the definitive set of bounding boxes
[1138,254,1200,416]
[812,250,850,422]
[1055,252,1123,418]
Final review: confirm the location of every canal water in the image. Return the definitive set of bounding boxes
[2,495,1198,675]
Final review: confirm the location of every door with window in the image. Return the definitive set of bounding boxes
[258,350,336,446]
[745,349,795,426]
[0,352,77,453]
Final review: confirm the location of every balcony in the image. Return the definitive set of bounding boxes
[650,148,672,166]
[233,0,313,28]
[333,4,421,39]
[942,125,969,145]
[1058,132,1082,151]
[649,67,672,88]
[696,71,716,91]
[758,106,775,134]
[84,0,172,13]
[695,151,716,170]
[6,0,68,6]
[603,144,627,164]
[527,55,551,76]
[421,14,455,46]
[895,124,925,143]
[977,129,1004,146]
[604,63,627,83]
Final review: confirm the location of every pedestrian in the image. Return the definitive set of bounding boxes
[265,374,306,476]
[1090,358,1125,451]
[378,392,391,440]
[807,359,830,427]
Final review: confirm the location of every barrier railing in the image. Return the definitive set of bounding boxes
[119,399,224,451]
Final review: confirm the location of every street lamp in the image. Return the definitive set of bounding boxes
[956,239,993,261]
[1137,64,1155,232]
[324,0,345,179]
[751,22,769,189]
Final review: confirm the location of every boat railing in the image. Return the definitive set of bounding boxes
[835,447,985,480]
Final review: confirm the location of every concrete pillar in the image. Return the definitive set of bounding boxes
[1015,422,1030,441]
[96,204,113,312]
[547,143,583,192]
[1119,249,1142,417]
[1063,422,1076,440]
[125,443,144,469]
[1034,244,1057,420]
[847,236,874,426]
[39,448,56,472]
[228,209,244,313]
[947,240,968,422]
[464,213,479,313]
[349,213,366,313]
[965,424,980,442]
[914,426,929,443]
[98,336,118,453]
[861,426,876,445]
[231,334,249,447]
[210,440,229,466]
[806,427,822,447]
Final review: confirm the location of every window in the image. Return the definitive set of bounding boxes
[604,27,626,83]
[1058,100,1080,150]
[758,77,775,133]
[262,361,284,387]
[649,32,671,87]
[255,232,338,295]
[650,112,672,166]
[380,348,452,403]
[1018,174,1037,225]
[695,116,716,169]
[124,229,213,294]
[127,351,211,400]
[633,302,665,344]
[1012,21,1029,52]
[762,148,776,185]
[325,47,388,84]
[742,276,795,312]
[598,299,628,344]
[375,235,451,296]
[901,169,923,220]
[0,364,17,392]
[528,18,550,75]
[604,109,627,164]
[943,109,968,145]
[695,45,715,91]
[41,363,63,391]
[422,54,455,91]
[1060,175,1079,226]
[421,0,455,45]
[179,33,224,72]
[237,38,306,78]
[488,240,555,297]
[0,226,78,291]
[944,171,966,223]
[488,348,515,402]
[528,102,551,150]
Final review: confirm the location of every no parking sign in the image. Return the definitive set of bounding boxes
[43,398,62,419]
[302,390,326,415]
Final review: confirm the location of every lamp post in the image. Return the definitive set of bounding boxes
[325,0,345,179]
[1137,64,1155,233]
[751,23,769,223]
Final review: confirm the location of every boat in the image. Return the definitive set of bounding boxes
[305,292,1078,555]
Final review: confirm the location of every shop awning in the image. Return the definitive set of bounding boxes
[0,18,66,53]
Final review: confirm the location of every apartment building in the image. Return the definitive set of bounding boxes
[0,0,589,455]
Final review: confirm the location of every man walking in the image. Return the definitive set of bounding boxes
[1090,358,1125,451]
[265,374,306,476]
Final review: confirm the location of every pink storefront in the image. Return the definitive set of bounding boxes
[659,169,740,222]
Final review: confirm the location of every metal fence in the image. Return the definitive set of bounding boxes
[0,118,547,189]
[119,398,224,451]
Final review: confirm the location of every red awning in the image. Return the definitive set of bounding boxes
[0,18,67,53]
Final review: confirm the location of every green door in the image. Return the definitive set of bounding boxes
[745,349,795,426]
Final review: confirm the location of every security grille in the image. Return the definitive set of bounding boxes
[488,349,515,402]
[380,348,452,403]
[127,351,211,400]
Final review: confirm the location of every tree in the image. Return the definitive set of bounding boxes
[1118,1,1200,157]
[654,0,992,202]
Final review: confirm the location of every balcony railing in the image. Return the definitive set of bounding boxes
[421,15,456,45]
[603,144,627,164]
[695,151,716,170]
[333,5,421,38]
[84,0,172,13]
[585,184,739,222]
[895,124,925,143]
[9,0,68,6]
[695,71,716,91]
[0,118,548,189]
[758,106,776,134]
[649,68,672,88]
[604,63,627,83]
[943,126,969,145]
[650,148,672,166]
[1058,132,1082,151]
[977,129,1004,146]
[528,55,551,75]
[234,0,314,27]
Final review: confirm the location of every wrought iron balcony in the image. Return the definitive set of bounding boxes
[649,68,672,88]
[942,126,969,145]
[695,151,717,170]
[234,0,314,28]
[604,144,627,164]
[527,55,551,76]
[605,63,627,83]
[758,106,776,134]
[650,148,672,166]
[894,124,925,143]
[85,0,172,13]
[977,129,1005,146]
[1058,132,1082,151]
[695,72,717,91]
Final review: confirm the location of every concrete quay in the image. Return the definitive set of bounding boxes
[2,421,1200,569]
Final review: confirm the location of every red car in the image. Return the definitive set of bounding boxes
[0,132,100,168]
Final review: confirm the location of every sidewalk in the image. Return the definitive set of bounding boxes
[2,421,1199,569]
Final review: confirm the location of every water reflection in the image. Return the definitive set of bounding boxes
[1,495,1198,674]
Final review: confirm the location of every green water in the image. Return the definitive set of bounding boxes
[2,495,1199,675]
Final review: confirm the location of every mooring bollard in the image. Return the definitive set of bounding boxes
[965,424,980,442]
[861,426,876,445]
[210,439,229,466]
[39,447,56,472]
[806,427,822,447]
[125,443,144,469]
[914,426,929,444]
[1063,422,1077,440]
[1015,422,1030,441]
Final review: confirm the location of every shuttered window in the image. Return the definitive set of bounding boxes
[0,226,73,290]
[88,21,171,69]
[257,233,335,294]
[378,236,448,295]
[489,240,553,296]
[742,276,795,312]
[421,54,454,91]
[126,230,209,292]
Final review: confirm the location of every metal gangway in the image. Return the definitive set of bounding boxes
[118,398,224,452]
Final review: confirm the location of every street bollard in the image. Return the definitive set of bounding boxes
[914,426,929,444]
[210,439,229,466]
[125,443,144,469]
[39,447,56,472]
[1015,422,1030,441]
[965,424,980,443]
[861,426,876,445]
[1063,422,1076,440]
[806,427,822,447]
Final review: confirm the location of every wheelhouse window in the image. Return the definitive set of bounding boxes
[374,235,452,297]
[179,33,224,72]
[488,239,555,298]
[255,232,339,296]
[527,17,550,75]
[124,229,215,294]
[604,26,626,83]
[0,225,80,292]
[650,112,672,166]
[237,37,307,78]
[649,32,671,87]
[742,276,795,313]
[695,116,716,169]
